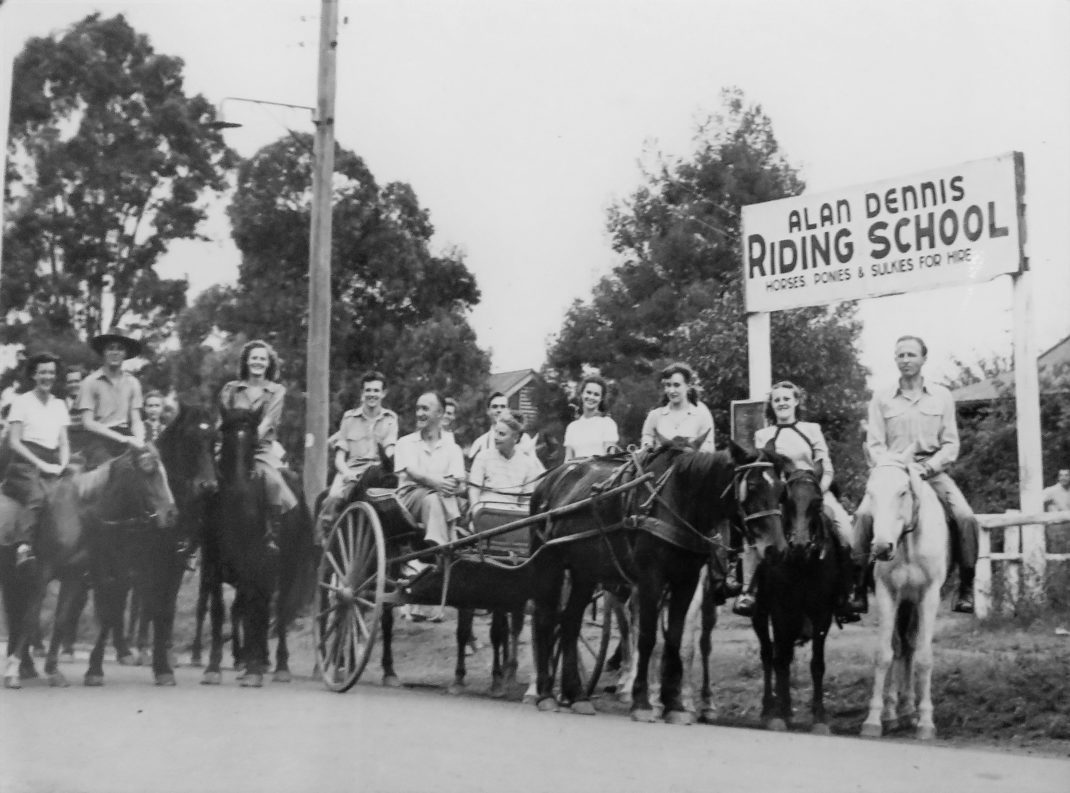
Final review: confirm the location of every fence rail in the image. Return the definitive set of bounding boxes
[975,510,1070,619]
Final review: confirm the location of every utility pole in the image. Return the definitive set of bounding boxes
[304,0,339,505]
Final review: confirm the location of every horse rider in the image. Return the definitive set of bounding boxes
[78,329,146,469]
[563,375,619,460]
[734,380,859,622]
[395,391,466,553]
[218,339,298,555]
[849,335,979,615]
[468,412,545,510]
[315,370,399,543]
[468,391,535,462]
[640,361,715,452]
[2,352,70,567]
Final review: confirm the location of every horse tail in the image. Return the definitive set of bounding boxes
[280,471,318,618]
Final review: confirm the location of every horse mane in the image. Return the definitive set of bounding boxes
[219,408,259,475]
[73,459,115,501]
[661,449,736,532]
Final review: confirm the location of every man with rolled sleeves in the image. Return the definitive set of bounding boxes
[849,335,979,614]
[78,330,146,468]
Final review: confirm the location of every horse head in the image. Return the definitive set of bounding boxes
[866,444,922,562]
[158,403,218,497]
[99,445,178,531]
[653,427,710,452]
[731,441,788,558]
[780,464,826,551]
[218,407,262,484]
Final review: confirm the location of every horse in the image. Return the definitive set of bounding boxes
[750,455,852,733]
[200,407,316,687]
[0,445,179,688]
[859,447,949,740]
[527,440,784,722]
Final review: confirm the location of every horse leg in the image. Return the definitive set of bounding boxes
[677,568,706,719]
[450,608,473,695]
[44,575,77,687]
[488,610,508,698]
[381,605,401,687]
[151,548,184,686]
[272,559,293,684]
[201,576,225,685]
[861,582,896,737]
[557,575,597,715]
[2,550,35,688]
[61,574,89,659]
[238,585,269,687]
[230,594,244,673]
[770,605,798,730]
[660,571,699,725]
[85,576,121,686]
[190,564,209,667]
[755,611,776,725]
[615,594,638,705]
[913,591,940,740]
[530,564,563,710]
[809,616,832,734]
[504,607,524,685]
[630,572,661,722]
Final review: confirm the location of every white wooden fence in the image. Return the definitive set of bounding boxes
[975,509,1070,619]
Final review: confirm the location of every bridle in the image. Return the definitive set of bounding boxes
[869,460,920,539]
[727,459,784,540]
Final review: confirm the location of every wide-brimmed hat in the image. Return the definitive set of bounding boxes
[90,329,142,359]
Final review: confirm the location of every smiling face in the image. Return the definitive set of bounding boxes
[245,346,270,380]
[103,341,127,369]
[65,371,83,400]
[662,373,688,407]
[493,420,518,457]
[770,385,799,425]
[580,381,604,416]
[895,338,926,380]
[415,392,442,431]
[1059,469,1070,489]
[361,379,384,412]
[442,402,456,430]
[32,361,57,394]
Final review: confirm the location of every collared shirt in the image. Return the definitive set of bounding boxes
[77,368,143,428]
[1043,484,1070,512]
[9,391,69,450]
[395,431,465,490]
[754,422,832,479]
[866,378,959,474]
[219,379,286,451]
[66,396,84,428]
[333,407,398,473]
[469,445,545,508]
[469,429,536,461]
[564,415,619,458]
[640,402,715,452]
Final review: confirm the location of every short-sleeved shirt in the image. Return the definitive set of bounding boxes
[77,368,143,428]
[9,391,69,450]
[1042,484,1070,512]
[333,407,398,473]
[469,429,536,461]
[754,422,832,478]
[564,415,619,458]
[66,397,84,429]
[395,431,465,490]
[219,380,286,453]
[469,446,545,508]
[641,402,715,452]
[866,379,959,474]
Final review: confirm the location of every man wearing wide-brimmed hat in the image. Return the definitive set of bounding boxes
[77,329,146,468]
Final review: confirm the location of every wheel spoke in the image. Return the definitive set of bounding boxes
[337,523,354,569]
[353,606,370,640]
[325,550,347,582]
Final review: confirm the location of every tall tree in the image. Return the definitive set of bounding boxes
[544,88,871,499]
[168,134,490,461]
[3,13,235,340]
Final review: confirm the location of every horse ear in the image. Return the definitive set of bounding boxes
[688,429,709,451]
[728,439,751,466]
[654,429,671,448]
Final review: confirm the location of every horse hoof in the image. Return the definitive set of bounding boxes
[489,682,506,699]
[811,722,831,736]
[20,663,39,679]
[698,707,718,724]
[116,653,134,667]
[617,691,633,705]
[133,651,145,667]
[664,709,694,726]
[48,672,69,688]
[916,725,936,741]
[860,722,883,738]
[201,671,222,686]
[447,682,466,696]
[630,708,658,723]
[189,656,203,668]
[155,673,177,687]
[899,712,919,730]
[522,692,538,706]
[382,674,402,688]
[239,673,263,688]
[59,652,75,664]
[570,701,597,716]
[272,670,292,684]
[536,697,558,712]
[766,718,788,732]
[4,676,21,690]
[84,674,104,687]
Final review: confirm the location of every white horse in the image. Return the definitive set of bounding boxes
[860,447,950,740]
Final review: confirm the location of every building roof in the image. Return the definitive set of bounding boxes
[488,369,537,398]
[951,333,1070,404]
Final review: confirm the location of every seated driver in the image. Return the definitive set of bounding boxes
[395,391,465,549]
[468,412,544,515]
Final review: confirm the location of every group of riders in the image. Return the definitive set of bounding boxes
[0,327,979,644]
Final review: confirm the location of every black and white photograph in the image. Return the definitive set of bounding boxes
[0,1,1068,791]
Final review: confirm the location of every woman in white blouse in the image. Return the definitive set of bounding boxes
[563,376,619,460]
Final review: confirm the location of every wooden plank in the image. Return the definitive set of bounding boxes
[976,510,1070,529]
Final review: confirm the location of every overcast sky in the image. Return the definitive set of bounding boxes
[3,0,1068,388]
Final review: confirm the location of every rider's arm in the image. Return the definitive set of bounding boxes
[81,410,136,446]
[57,425,70,470]
[333,448,349,478]
[381,413,398,460]
[257,384,285,442]
[603,417,620,455]
[467,454,486,506]
[7,422,47,470]
[811,425,834,491]
[864,394,888,463]
[640,409,657,449]
[924,387,960,476]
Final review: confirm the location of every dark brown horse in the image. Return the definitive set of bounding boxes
[200,408,316,686]
[751,456,852,733]
[527,442,785,722]
[1,445,179,687]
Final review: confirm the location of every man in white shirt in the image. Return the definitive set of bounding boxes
[469,391,535,461]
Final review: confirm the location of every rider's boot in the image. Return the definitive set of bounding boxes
[953,566,975,614]
[265,506,283,556]
[847,559,869,614]
[732,546,757,617]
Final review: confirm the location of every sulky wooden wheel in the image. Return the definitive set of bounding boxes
[314,501,386,692]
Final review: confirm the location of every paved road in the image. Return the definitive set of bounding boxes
[1,660,1067,793]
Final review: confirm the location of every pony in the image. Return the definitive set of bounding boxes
[200,408,316,687]
[527,441,784,722]
[751,455,852,733]
[860,447,950,740]
[0,445,179,688]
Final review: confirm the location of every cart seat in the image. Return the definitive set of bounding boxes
[469,502,531,557]
[363,488,421,540]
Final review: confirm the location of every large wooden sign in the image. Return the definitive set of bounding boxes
[742,153,1025,313]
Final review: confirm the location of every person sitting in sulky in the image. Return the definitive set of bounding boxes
[468,412,545,511]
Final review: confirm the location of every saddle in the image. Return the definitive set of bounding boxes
[364,488,422,542]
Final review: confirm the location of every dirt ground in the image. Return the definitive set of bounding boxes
[18,570,1070,760]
